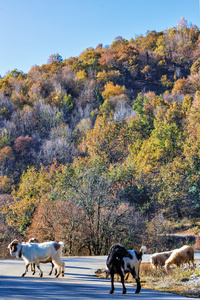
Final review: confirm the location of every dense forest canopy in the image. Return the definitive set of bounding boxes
[1,18,200,256]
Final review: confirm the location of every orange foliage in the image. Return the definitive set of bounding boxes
[14,136,34,157]
[172,78,188,94]
[0,147,14,167]
[26,199,84,255]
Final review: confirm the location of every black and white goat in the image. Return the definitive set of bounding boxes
[106,244,146,294]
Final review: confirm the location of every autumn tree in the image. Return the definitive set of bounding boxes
[80,48,101,71]
[56,159,145,255]
[172,77,189,94]
[0,94,14,120]
[26,198,84,255]
[190,58,200,75]
[146,213,171,251]
[182,94,193,115]
[47,53,63,64]
[129,93,155,140]
[102,81,126,100]
[0,175,13,194]
[33,100,64,139]
[13,136,35,163]
[11,105,35,137]
[0,146,15,176]
[129,117,183,175]
[0,194,22,258]
[80,115,130,164]
[2,162,63,233]
[158,157,200,220]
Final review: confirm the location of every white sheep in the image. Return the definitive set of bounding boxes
[149,250,173,270]
[165,245,195,270]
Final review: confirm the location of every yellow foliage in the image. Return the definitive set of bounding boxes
[79,115,129,164]
[0,147,14,167]
[76,70,87,82]
[96,70,121,84]
[2,162,63,233]
[172,78,188,94]
[0,175,14,193]
[102,81,125,99]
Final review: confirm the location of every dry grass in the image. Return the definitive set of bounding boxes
[96,260,200,298]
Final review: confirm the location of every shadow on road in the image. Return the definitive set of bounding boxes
[0,274,195,300]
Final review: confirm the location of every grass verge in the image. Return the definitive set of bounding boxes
[95,260,200,298]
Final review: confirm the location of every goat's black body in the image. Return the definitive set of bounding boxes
[106,244,132,274]
[106,244,144,294]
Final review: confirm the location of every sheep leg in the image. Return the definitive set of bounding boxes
[109,272,115,294]
[192,260,195,269]
[187,260,195,269]
[36,264,43,277]
[188,261,190,269]
[22,263,30,277]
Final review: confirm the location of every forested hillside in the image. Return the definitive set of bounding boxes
[1,18,200,256]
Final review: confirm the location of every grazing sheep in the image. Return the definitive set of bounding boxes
[165,245,195,270]
[149,251,173,270]
[106,244,146,294]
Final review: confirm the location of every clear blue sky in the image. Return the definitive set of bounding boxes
[0,0,200,77]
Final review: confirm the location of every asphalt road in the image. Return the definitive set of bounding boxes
[0,255,197,300]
